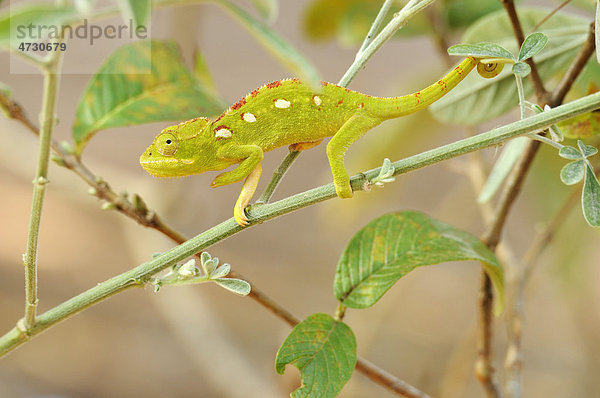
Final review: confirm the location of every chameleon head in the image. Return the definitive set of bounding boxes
[140,117,223,177]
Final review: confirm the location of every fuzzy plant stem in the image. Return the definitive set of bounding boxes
[22,59,61,329]
[515,76,526,120]
[2,90,599,356]
[339,0,437,87]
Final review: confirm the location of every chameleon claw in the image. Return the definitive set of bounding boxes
[232,164,262,227]
[234,204,250,226]
[334,181,353,199]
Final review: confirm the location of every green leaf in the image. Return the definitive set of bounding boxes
[213,278,251,295]
[275,313,356,398]
[577,140,598,158]
[117,0,151,29]
[445,0,503,28]
[0,4,78,48]
[250,0,278,23]
[72,40,224,153]
[431,8,589,125]
[511,61,531,78]
[557,111,600,139]
[448,42,514,60]
[518,32,548,61]
[334,211,504,314]
[215,0,320,86]
[560,160,585,185]
[478,137,528,203]
[582,164,600,227]
[596,0,600,64]
[559,146,583,159]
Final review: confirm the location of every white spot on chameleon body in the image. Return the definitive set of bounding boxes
[215,127,232,139]
[313,95,322,106]
[242,112,257,123]
[274,99,291,109]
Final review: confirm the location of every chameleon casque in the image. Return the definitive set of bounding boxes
[140,56,502,226]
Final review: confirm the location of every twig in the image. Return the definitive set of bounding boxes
[529,0,573,33]
[499,0,549,104]
[255,150,300,204]
[550,22,596,107]
[355,357,433,398]
[21,53,62,329]
[473,1,561,392]
[357,0,396,55]
[475,271,501,398]
[0,93,187,243]
[339,0,437,86]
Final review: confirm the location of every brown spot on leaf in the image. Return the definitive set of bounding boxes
[266,80,282,89]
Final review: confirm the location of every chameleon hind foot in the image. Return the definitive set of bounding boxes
[234,164,263,226]
[334,179,353,199]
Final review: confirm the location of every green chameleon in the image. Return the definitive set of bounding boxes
[140,56,502,226]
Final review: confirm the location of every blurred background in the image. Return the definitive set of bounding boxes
[1,0,599,397]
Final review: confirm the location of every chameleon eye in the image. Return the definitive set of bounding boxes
[156,132,179,156]
[477,61,504,78]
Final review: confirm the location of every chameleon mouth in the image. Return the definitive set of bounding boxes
[140,158,194,177]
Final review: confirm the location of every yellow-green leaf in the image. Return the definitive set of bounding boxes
[0,3,78,48]
[72,40,224,153]
[275,313,356,398]
[334,211,504,314]
[117,0,151,29]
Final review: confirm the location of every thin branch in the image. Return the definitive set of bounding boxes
[550,22,596,107]
[499,0,549,104]
[357,0,396,55]
[22,53,62,329]
[475,271,501,398]
[355,357,433,398]
[339,0,437,87]
[255,150,300,204]
[529,0,573,33]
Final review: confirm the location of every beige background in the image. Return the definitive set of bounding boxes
[1,1,599,397]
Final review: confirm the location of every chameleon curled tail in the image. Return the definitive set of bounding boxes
[140,57,503,226]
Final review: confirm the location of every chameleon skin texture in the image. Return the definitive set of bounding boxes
[140,56,490,225]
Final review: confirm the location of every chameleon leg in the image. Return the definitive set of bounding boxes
[326,113,382,198]
[234,164,262,226]
[289,140,323,152]
[211,144,264,187]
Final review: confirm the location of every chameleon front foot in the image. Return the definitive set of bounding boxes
[233,164,263,226]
